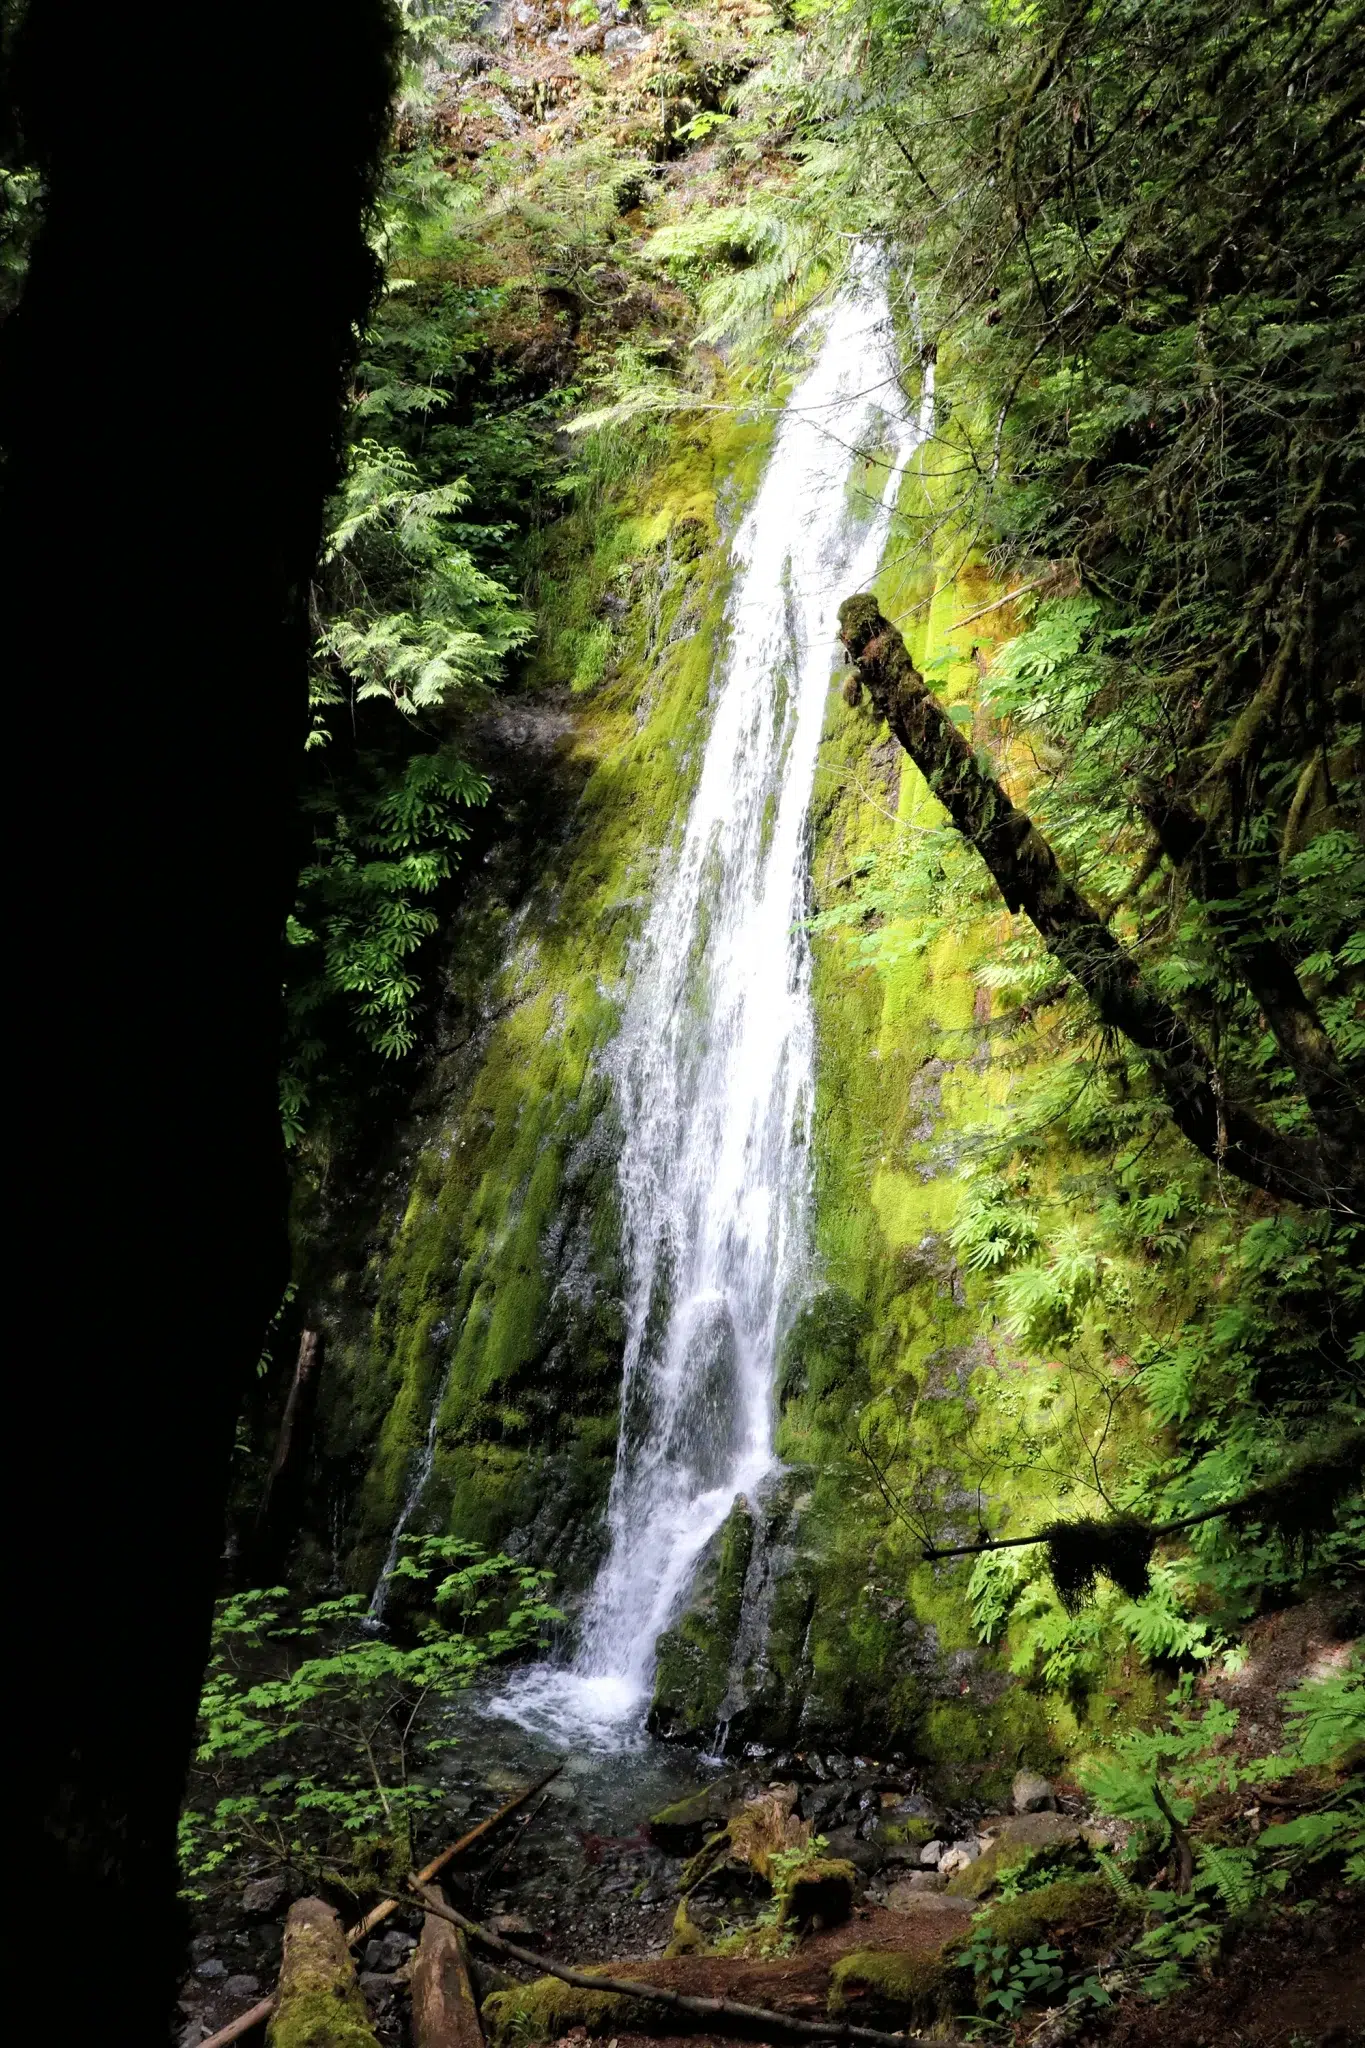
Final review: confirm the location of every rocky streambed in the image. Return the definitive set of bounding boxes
[172,1710,1118,2048]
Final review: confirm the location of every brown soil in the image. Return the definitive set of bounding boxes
[1200,1599,1361,1762]
[1097,1895,1365,2048]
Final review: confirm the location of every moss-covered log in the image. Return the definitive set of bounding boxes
[837,594,1356,1213]
[268,1900,382,2048]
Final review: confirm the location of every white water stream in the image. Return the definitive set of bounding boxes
[489,261,930,1745]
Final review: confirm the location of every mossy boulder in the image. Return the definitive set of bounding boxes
[481,1972,650,2048]
[827,1949,956,2028]
[945,1813,1085,1898]
[648,1776,743,1852]
[978,1876,1115,1949]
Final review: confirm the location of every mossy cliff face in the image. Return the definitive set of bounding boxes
[307,336,1186,1779]
[304,402,775,1598]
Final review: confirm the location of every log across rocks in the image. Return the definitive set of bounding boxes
[267,1900,380,2048]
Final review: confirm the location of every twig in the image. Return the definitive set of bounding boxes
[390,1884,954,2048]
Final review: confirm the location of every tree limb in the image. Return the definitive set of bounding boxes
[837,595,1352,1213]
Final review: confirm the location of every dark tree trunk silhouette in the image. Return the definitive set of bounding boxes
[4,8,396,2042]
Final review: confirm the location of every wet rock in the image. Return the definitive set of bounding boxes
[378,1930,415,1971]
[648,1499,755,1743]
[241,1873,291,1916]
[648,1777,742,1852]
[823,1824,881,1874]
[1013,1769,1057,1813]
[362,1940,383,1972]
[487,1913,539,1942]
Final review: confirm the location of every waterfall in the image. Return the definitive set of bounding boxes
[495,257,932,1744]
[366,1356,454,1626]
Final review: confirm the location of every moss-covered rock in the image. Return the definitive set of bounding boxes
[648,1777,743,1853]
[827,1948,956,2027]
[945,1813,1085,1898]
[977,1876,1115,1949]
[481,1973,649,2048]
[775,1855,857,1931]
[648,1496,755,1740]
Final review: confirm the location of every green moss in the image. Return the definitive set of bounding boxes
[482,1974,649,2048]
[267,1908,379,2048]
[268,1989,381,2048]
[945,1816,1086,1898]
[649,1494,755,1738]
[977,1877,1115,1949]
[827,1949,955,2026]
[664,1896,706,1956]
[776,1856,857,1930]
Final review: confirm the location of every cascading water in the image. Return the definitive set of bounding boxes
[493,256,932,1745]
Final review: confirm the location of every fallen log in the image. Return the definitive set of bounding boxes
[267,1898,380,2048]
[396,1882,958,2048]
[198,1768,562,2048]
[411,1882,485,2048]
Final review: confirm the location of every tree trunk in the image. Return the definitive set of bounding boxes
[6,9,397,2043]
[837,594,1350,1211]
[411,1885,485,2048]
[254,1328,325,1570]
[268,1901,382,2048]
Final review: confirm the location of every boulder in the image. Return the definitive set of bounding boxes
[946,1813,1083,1899]
[936,1838,981,1879]
[242,1873,292,1917]
[885,1883,963,1914]
[1012,1769,1057,1814]
[648,1778,742,1853]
